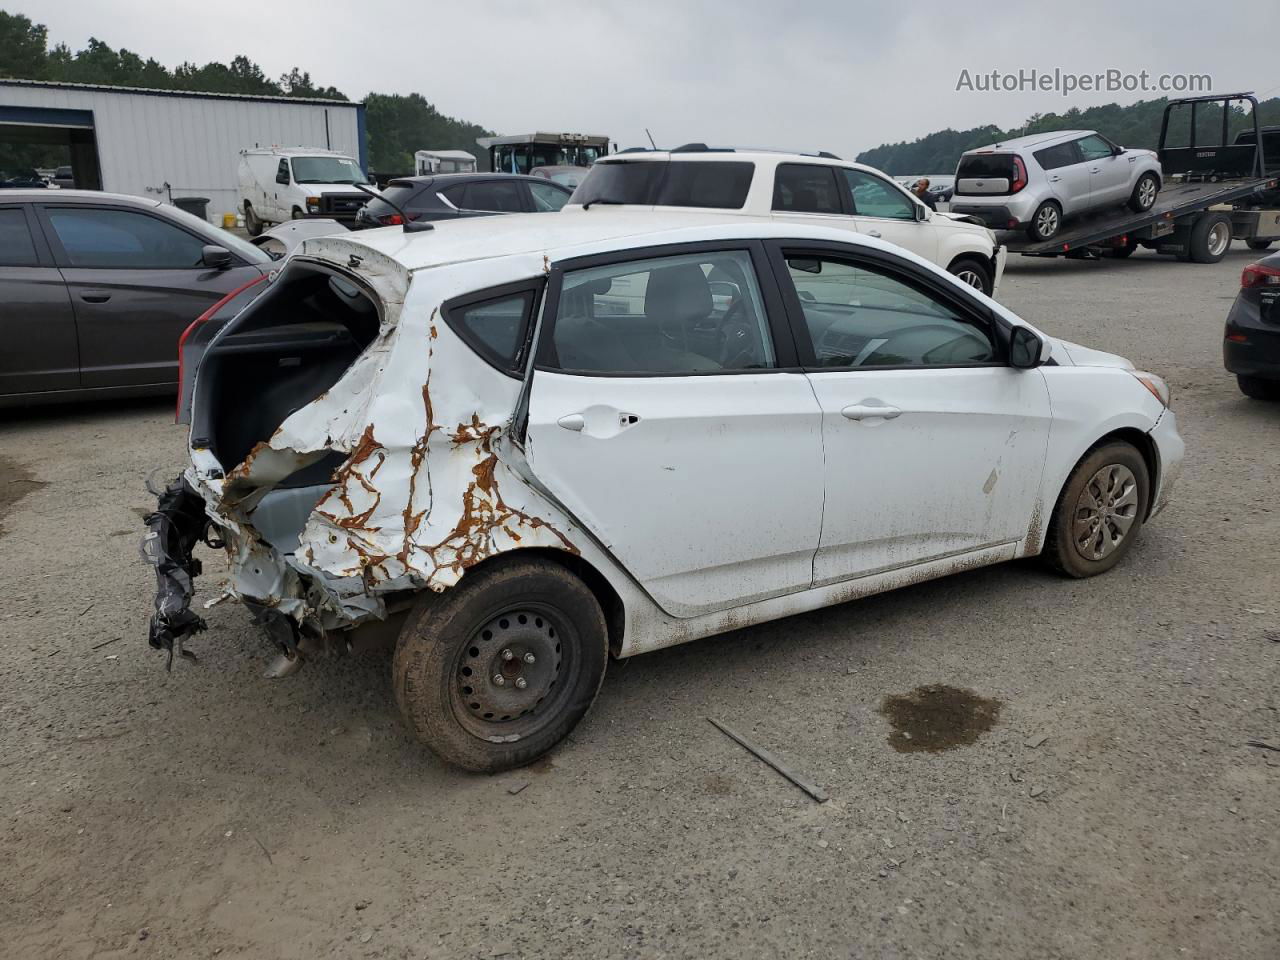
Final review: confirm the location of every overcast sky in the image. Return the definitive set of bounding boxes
[11,0,1280,158]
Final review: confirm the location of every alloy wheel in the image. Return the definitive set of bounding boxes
[1036,205,1060,239]
[1138,178,1157,209]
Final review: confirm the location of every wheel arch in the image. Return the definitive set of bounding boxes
[1060,426,1161,521]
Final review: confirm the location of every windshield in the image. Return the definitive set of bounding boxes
[291,156,369,185]
[569,160,755,208]
[493,144,606,174]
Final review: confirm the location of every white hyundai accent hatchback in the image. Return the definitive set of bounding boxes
[146,211,1183,772]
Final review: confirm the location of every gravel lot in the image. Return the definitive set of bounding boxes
[2,245,1277,960]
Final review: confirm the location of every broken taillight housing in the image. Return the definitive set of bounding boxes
[1242,262,1280,288]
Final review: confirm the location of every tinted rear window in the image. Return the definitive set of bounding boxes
[956,154,1017,179]
[569,160,754,209]
[362,182,423,218]
[0,208,37,266]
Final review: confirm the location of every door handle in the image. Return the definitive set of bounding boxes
[1048,176,1062,182]
[866,229,882,238]
[841,403,901,421]
[80,292,111,303]
[1089,167,1100,173]
[557,413,586,432]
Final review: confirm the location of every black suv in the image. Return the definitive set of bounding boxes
[353,173,572,229]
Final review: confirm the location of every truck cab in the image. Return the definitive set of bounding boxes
[475,132,610,175]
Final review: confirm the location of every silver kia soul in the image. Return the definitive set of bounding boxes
[950,130,1163,242]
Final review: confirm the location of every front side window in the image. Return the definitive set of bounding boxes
[0,208,38,266]
[547,250,776,375]
[276,159,290,184]
[46,207,207,269]
[784,255,994,368]
[1076,135,1114,162]
[842,170,915,220]
[772,164,843,214]
[528,181,570,212]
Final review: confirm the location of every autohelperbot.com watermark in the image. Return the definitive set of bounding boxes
[955,68,1212,98]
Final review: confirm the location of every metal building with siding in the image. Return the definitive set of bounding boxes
[0,79,365,220]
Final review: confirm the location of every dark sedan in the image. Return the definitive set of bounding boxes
[1224,250,1280,400]
[0,190,271,408]
[353,173,572,229]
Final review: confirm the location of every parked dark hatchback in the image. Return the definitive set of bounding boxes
[1224,249,1280,399]
[352,173,572,229]
[0,190,271,408]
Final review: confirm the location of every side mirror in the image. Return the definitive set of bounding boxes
[202,245,233,269]
[275,170,290,185]
[1113,145,1125,156]
[915,204,931,221]
[1009,326,1043,369]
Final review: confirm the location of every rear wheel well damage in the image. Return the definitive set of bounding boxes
[426,548,627,657]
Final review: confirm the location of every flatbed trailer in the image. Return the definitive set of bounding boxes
[1001,93,1280,262]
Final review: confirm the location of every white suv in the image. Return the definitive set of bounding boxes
[950,131,1162,242]
[566,147,1007,296]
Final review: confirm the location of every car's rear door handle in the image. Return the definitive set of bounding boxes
[1048,176,1062,182]
[80,291,111,303]
[841,403,901,421]
[866,229,882,238]
[557,413,586,431]
[1090,167,1100,173]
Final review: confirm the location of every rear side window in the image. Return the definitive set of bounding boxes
[773,164,843,214]
[1034,142,1080,170]
[568,160,754,209]
[45,207,207,268]
[445,287,538,375]
[0,208,38,266]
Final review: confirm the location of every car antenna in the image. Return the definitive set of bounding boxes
[645,128,658,150]
[352,183,433,233]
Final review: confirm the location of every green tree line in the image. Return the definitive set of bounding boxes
[856,96,1280,174]
[0,10,494,173]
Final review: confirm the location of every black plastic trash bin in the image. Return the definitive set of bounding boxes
[173,197,210,221]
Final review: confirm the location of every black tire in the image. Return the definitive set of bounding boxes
[392,558,608,772]
[947,256,993,295]
[1237,375,1280,400]
[290,206,305,221]
[1026,201,1062,242]
[1246,239,1274,251]
[1106,239,1137,259]
[1128,173,1160,213]
[1189,211,1233,263]
[243,202,263,237]
[1043,441,1150,579]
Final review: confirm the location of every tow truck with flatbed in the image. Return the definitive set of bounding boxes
[1003,93,1279,262]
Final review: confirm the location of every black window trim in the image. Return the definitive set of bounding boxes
[535,238,802,378]
[772,162,850,217]
[0,203,54,267]
[34,202,252,270]
[441,277,545,378]
[761,238,1016,372]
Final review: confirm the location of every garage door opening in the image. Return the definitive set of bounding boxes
[0,105,101,190]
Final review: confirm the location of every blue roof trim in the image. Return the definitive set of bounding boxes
[0,104,95,127]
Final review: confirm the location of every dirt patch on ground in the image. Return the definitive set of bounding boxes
[0,454,45,537]
[880,684,1003,753]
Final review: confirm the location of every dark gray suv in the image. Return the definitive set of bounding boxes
[0,190,271,408]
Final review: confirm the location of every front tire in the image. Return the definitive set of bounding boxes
[393,558,608,772]
[1026,201,1062,242]
[1129,173,1159,213]
[947,256,993,295]
[1246,239,1274,252]
[291,206,305,221]
[1043,442,1150,578]
[1238,375,1280,400]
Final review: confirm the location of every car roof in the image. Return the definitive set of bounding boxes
[316,209,900,275]
[0,189,166,208]
[388,173,557,187]
[964,130,1092,153]
[594,149,898,180]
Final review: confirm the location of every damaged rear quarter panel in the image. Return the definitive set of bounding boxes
[213,243,585,626]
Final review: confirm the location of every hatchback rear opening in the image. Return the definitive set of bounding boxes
[954,153,1022,196]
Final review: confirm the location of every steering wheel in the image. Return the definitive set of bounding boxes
[717,299,766,369]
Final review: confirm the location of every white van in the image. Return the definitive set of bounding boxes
[414,149,477,176]
[238,147,372,236]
